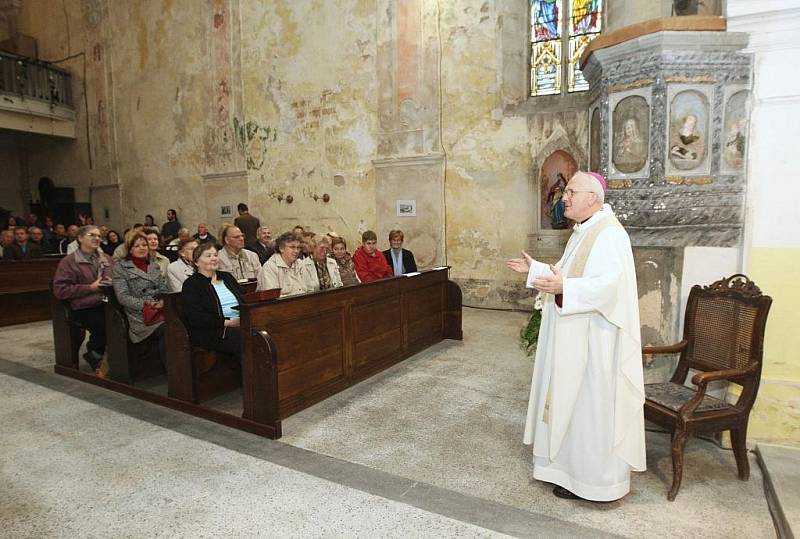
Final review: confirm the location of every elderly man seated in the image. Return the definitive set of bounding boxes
[167,227,192,249]
[217,223,261,282]
[52,225,114,372]
[3,226,43,260]
[0,229,13,258]
[257,231,312,297]
[248,225,275,265]
[193,223,217,245]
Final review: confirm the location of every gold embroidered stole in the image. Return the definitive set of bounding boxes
[542,213,622,424]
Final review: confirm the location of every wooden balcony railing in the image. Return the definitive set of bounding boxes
[0,51,73,109]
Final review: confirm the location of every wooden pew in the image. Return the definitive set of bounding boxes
[239,268,462,439]
[53,268,462,441]
[0,256,64,326]
[163,293,241,404]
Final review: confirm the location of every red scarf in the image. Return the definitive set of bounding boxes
[131,255,149,272]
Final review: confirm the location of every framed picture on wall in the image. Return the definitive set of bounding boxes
[665,84,713,177]
[396,200,416,217]
[608,86,652,180]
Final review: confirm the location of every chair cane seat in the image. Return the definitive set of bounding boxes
[645,382,732,413]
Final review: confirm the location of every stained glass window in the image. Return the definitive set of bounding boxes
[530,0,602,96]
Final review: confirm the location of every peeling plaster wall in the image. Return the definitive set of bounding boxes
[238,0,378,241]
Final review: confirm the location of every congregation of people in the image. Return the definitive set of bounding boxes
[22,202,418,375]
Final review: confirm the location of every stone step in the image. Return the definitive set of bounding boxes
[756,443,800,539]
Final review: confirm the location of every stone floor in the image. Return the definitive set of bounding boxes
[0,312,779,538]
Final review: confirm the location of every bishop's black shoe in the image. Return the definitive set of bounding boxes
[552,485,581,499]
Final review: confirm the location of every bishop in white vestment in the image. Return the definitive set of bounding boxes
[508,171,646,502]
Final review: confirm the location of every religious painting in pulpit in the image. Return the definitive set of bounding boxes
[666,87,711,175]
[539,150,578,230]
[721,90,749,174]
[612,95,649,175]
[589,106,601,173]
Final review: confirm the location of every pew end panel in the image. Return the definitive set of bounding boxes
[51,295,85,371]
[163,293,241,404]
[104,290,164,385]
[444,279,463,341]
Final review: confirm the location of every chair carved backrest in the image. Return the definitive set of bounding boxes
[673,274,772,410]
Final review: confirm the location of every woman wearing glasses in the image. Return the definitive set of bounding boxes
[301,235,343,291]
[257,231,313,297]
[52,225,114,373]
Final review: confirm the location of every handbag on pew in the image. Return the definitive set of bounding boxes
[142,301,165,326]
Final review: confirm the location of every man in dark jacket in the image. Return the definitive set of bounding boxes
[4,227,43,260]
[382,229,418,276]
[234,203,260,246]
[161,209,182,243]
[248,225,275,265]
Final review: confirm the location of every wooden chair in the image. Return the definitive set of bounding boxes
[643,274,772,500]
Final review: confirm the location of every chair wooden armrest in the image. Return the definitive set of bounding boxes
[691,364,759,386]
[642,340,689,355]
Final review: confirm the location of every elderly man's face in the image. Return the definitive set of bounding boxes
[563,174,600,223]
[197,224,208,236]
[178,229,190,242]
[1,231,13,246]
[225,227,245,251]
[29,227,43,243]
[259,227,272,244]
[14,228,28,244]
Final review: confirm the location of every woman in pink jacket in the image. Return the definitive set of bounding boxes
[52,225,114,372]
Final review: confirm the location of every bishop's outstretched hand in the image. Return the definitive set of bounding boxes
[506,251,535,273]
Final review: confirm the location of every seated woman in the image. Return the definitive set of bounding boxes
[181,242,243,359]
[112,230,170,363]
[330,237,361,286]
[102,229,121,256]
[168,237,198,292]
[382,229,418,276]
[52,225,113,372]
[257,231,312,297]
[144,226,169,278]
[301,236,343,291]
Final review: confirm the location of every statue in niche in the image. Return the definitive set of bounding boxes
[590,108,601,172]
[612,95,649,174]
[546,173,568,229]
[539,150,578,230]
[668,90,708,171]
[723,91,748,172]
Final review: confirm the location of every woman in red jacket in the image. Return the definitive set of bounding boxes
[352,230,393,283]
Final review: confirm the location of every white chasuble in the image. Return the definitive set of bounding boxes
[522,204,646,501]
